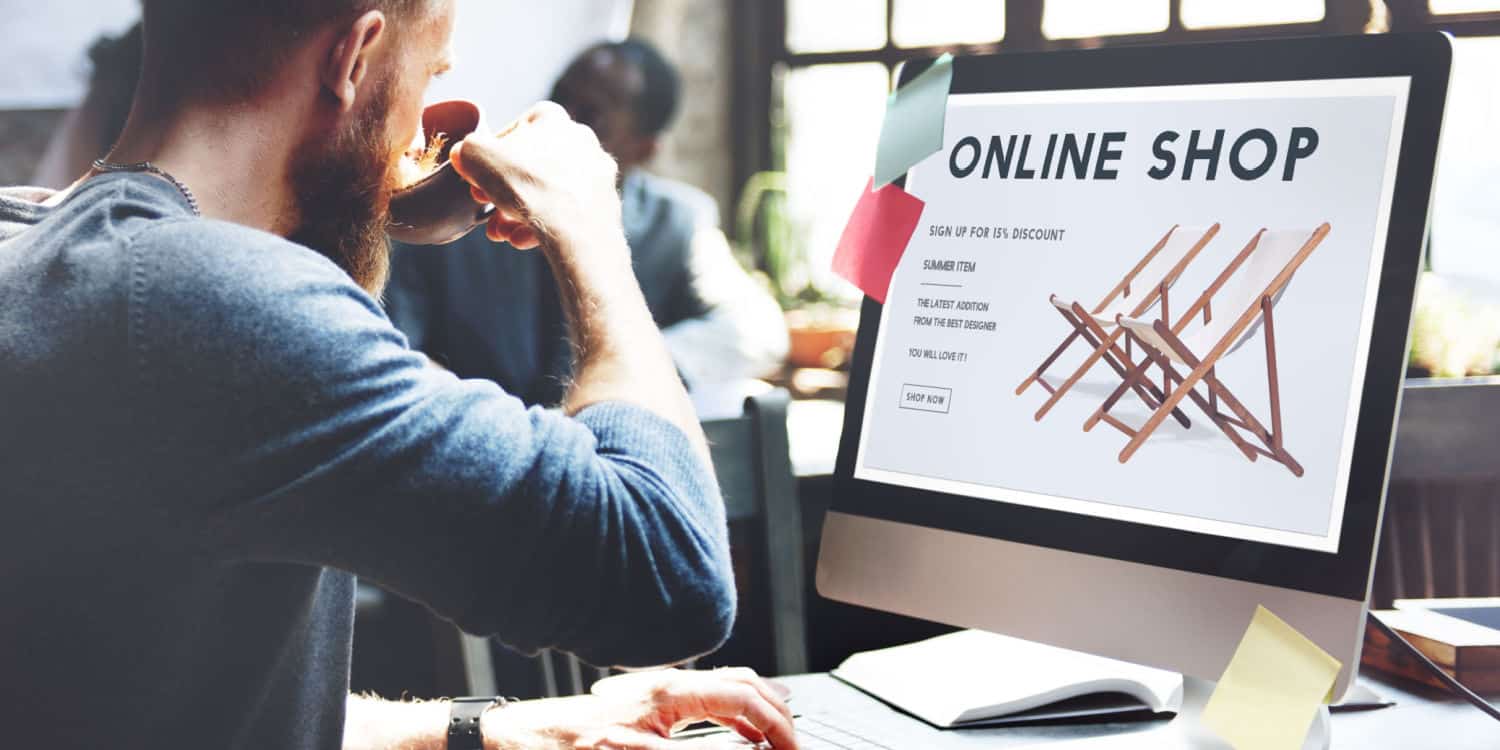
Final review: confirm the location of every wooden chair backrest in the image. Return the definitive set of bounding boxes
[1168,224,1332,366]
[1093,223,1220,318]
[1212,225,1332,355]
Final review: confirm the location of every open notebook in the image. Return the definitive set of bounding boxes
[831,630,1183,728]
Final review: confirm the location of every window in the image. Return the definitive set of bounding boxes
[892,0,1006,48]
[1181,0,1324,29]
[1043,0,1169,39]
[785,0,886,54]
[1429,36,1500,282]
[1431,0,1500,14]
[782,63,891,296]
[772,2,1009,300]
[751,0,1500,307]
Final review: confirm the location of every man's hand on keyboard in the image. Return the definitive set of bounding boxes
[480,667,798,749]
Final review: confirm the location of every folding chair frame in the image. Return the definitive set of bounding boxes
[1016,224,1220,424]
[1036,300,1193,429]
[1083,224,1332,476]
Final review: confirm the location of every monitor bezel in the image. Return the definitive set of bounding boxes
[832,32,1451,602]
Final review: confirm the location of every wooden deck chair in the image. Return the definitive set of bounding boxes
[1016,223,1220,424]
[1083,224,1333,476]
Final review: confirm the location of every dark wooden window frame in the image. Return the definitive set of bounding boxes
[732,0,1500,229]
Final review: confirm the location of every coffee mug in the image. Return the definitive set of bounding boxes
[388,99,496,245]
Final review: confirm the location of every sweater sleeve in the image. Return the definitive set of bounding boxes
[128,220,735,667]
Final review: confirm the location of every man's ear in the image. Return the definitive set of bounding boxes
[322,10,387,113]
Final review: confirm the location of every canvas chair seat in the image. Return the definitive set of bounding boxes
[1050,293,1152,329]
[1118,229,1315,366]
[1049,294,1126,328]
[1096,225,1332,477]
[1018,224,1220,425]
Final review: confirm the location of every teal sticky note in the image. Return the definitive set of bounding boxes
[874,53,955,188]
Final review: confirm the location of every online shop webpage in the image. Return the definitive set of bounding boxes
[854,78,1410,553]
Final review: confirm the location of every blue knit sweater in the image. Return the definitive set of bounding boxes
[0,172,735,750]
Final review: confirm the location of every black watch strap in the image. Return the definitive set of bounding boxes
[448,697,501,750]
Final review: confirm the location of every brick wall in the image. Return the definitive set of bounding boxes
[0,110,67,186]
[630,0,734,227]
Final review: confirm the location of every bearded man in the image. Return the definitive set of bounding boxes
[0,2,795,749]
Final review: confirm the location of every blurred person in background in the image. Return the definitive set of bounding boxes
[0,1,797,748]
[386,39,788,415]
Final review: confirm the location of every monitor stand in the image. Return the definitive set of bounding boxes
[1053,677,1332,749]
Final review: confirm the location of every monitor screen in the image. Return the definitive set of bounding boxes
[852,77,1410,555]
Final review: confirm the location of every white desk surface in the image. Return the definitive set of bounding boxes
[777,672,1497,749]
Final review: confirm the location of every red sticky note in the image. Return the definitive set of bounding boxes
[832,178,926,304]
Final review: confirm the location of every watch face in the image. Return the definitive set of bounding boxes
[447,698,495,750]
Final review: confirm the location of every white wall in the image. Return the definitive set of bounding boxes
[1429,36,1500,293]
[631,0,733,221]
[0,0,139,109]
[424,0,633,122]
[0,0,631,116]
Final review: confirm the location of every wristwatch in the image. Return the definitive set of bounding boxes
[447,696,507,750]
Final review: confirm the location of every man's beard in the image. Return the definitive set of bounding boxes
[288,80,401,296]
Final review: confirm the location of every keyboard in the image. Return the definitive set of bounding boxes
[793,713,897,749]
[690,711,897,749]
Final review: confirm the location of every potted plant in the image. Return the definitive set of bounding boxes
[1406,272,1500,379]
[734,170,860,372]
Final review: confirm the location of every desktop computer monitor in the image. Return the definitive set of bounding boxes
[819,33,1451,700]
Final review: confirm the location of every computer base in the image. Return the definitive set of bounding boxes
[1049,676,1332,749]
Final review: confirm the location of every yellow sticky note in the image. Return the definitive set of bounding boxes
[1202,606,1341,750]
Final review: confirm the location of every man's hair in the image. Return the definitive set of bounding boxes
[599,39,681,136]
[141,0,435,102]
